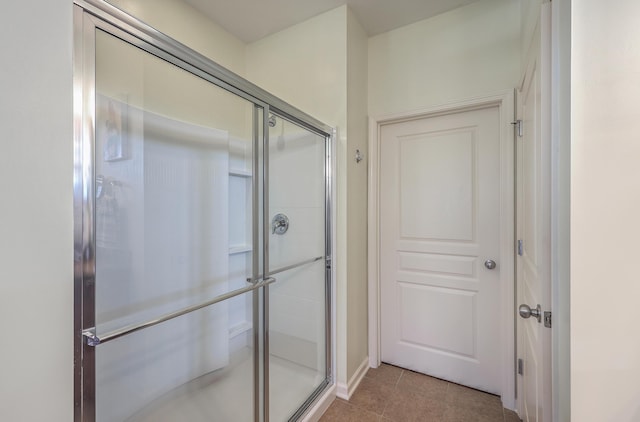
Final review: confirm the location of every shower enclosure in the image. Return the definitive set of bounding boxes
[73,2,334,421]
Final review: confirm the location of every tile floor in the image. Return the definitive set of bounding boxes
[319,364,521,422]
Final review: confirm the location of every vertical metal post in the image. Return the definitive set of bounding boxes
[513,87,520,400]
[73,6,85,421]
[75,8,98,422]
[324,131,334,380]
[252,105,261,422]
[262,107,271,422]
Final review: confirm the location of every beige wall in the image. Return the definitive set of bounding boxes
[108,0,246,75]
[520,0,543,69]
[571,1,640,421]
[550,0,571,420]
[245,7,347,129]
[368,0,520,117]
[0,1,73,420]
[345,8,369,380]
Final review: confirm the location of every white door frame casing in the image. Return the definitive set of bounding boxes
[367,92,516,409]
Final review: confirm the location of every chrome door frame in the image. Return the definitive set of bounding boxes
[73,1,335,421]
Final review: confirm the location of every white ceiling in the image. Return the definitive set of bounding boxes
[182,0,483,43]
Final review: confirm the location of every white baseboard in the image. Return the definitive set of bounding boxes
[336,357,369,400]
[300,384,336,422]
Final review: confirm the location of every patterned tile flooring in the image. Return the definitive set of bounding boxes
[319,364,521,422]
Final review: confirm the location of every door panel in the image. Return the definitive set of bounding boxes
[93,28,256,421]
[267,116,329,421]
[516,4,552,421]
[380,106,502,394]
[399,130,475,241]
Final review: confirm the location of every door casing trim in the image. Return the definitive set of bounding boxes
[367,92,515,409]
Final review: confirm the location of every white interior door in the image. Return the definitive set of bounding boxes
[516,4,552,421]
[379,105,502,394]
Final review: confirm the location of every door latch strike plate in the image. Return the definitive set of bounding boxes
[517,358,524,375]
[511,120,523,137]
[544,311,552,328]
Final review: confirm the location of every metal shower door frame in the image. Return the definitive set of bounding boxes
[72,2,335,421]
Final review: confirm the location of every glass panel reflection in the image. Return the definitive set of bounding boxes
[96,292,255,422]
[268,116,327,420]
[268,261,327,421]
[95,29,254,334]
[94,29,257,422]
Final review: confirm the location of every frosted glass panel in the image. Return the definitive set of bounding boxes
[95,29,253,331]
[94,30,255,421]
[268,117,327,420]
[96,293,255,422]
[269,262,327,421]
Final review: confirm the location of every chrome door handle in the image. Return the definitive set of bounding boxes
[519,304,542,322]
[484,259,497,270]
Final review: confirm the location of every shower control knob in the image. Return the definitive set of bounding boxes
[271,213,289,235]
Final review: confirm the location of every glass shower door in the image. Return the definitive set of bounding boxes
[75,5,333,422]
[267,115,331,421]
[87,27,261,422]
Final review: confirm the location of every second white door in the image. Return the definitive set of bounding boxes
[380,105,502,394]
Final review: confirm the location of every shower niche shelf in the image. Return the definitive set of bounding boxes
[229,244,252,255]
[229,168,252,177]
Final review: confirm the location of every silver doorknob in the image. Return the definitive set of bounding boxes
[484,259,497,270]
[519,304,542,322]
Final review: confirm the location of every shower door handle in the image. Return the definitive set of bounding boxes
[83,277,276,346]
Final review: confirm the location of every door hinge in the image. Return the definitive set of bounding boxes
[511,119,523,137]
[517,358,524,375]
[544,311,552,328]
[517,239,523,256]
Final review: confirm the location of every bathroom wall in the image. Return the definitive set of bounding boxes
[0,1,74,421]
[571,1,640,420]
[345,8,370,381]
[550,0,571,419]
[520,0,543,71]
[106,0,246,75]
[368,0,521,117]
